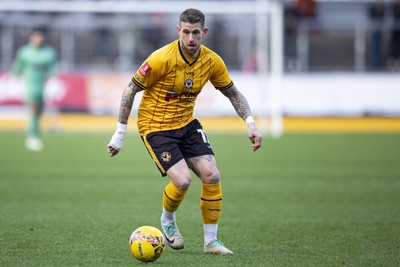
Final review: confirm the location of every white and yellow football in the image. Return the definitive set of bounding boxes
[129,225,166,262]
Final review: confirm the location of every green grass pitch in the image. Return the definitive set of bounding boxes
[1,132,399,266]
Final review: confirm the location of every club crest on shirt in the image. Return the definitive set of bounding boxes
[139,61,152,77]
[160,152,172,163]
[184,78,193,90]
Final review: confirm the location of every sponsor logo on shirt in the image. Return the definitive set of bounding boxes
[165,90,179,101]
[165,90,199,102]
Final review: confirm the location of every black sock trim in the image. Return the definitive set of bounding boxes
[201,197,222,202]
[164,190,181,203]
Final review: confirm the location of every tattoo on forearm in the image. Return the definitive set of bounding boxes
[221,85,252,120]
[118,81,143,124]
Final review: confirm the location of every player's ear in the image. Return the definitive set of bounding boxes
[176,25,181,34]
[202,27,209,39]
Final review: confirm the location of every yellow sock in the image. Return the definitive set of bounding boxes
[163,182,187,212]
[201,183,222,224]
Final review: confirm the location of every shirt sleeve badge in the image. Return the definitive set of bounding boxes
[139,61,152,77]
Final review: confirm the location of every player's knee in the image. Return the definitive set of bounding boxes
[175,179,192,191]
[202,169,220,184]
[174,175,192,190]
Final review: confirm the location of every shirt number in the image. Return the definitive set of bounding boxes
[197,129,209,144]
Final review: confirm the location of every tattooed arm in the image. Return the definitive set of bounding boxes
[107,80,144,157]
[118,80,143,124]
[220,84,262,152]
[220,84,252,121]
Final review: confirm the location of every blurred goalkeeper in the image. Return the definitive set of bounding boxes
[12,28,57,151]
[107,8,262,255]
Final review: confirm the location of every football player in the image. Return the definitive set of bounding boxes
[12,29,57,151]
[108,8,262,255]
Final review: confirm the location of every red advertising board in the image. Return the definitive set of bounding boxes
[0,72,88,111]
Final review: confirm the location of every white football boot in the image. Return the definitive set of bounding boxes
[161,221,184,250]
[204,239,233,255]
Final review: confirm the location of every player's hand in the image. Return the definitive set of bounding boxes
[107,144,120,157]
[247,123,262,152]
[107,133,125,157]
[107,123,127,157]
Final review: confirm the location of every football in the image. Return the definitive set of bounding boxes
[129,226,166,262]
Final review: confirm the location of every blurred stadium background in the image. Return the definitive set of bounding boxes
[1,1,400,266]
[0,0,399,133]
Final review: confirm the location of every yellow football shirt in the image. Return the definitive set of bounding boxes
[132,40,233,136]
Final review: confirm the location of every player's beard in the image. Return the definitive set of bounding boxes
[183,41,200,57]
